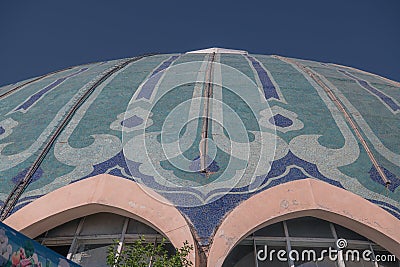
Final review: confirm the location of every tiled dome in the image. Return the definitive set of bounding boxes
[0,48,399,246]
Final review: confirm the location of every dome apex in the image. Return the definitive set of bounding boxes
[186,47,248,54]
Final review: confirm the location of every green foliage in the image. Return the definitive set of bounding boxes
[106,237,193,267]
[24,240,35,258]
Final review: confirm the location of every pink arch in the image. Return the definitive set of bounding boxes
[4,174,197,264]
[208,178,400,267]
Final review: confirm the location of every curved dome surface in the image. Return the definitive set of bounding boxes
[0,49,399,247]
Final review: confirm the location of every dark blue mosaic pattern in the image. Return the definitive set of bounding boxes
[15,68,89,112]
[136,55,179,100]
[179,163,331,245]
[246,55,280,100]
[79,151,133,181]
[257,151,344,189]
[11,151,134,213]
[339,70,400,112]
[369,165,400,192]
[1,53,399,249]
[189,156,220,174]
[12,167,43,184]
[152,150,344,244]
[269,114,293,128]
[179,193,250,245]
[121,115,144,128]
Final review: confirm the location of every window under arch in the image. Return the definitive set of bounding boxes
[223,216,399,267]
[34,212,175,267]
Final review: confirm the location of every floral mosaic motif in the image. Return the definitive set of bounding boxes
[52,62,131,185]
[77,151,132,182]
[0,61,125,173]
[259,105,303,133]
[269,114,293,128]
[0,222,80,267]
[179,150,345,245]
[0,118,18,140]
[120,115,143,128]
[110,106,153,132]
[1,53,399,247]
[311,66,400,169]
[369,165,400,192]
[127,149,347,245]
[258,150,344,189]
[122,57,278,206]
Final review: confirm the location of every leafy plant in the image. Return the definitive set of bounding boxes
[106,237,193,267]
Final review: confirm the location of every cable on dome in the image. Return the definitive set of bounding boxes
[0,53,156,220]
[274,55,391,189]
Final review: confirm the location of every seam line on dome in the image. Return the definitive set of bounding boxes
[0,53,156,221]
[274,55,390,188]
[200,52,216,175]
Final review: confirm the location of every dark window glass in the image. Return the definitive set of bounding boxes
[254,222,285,237]
[223,218,397,267]
[46,218,80,237]
[80,213,125,235]
[287,217,333,238]
[47,245,70,257]
[126,218,157,234]
[334,224,368,241]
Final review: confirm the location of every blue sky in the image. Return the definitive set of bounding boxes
[0,0,399,86]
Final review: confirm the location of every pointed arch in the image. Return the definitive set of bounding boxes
[208,178,400,267]
[3,174,197,264]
